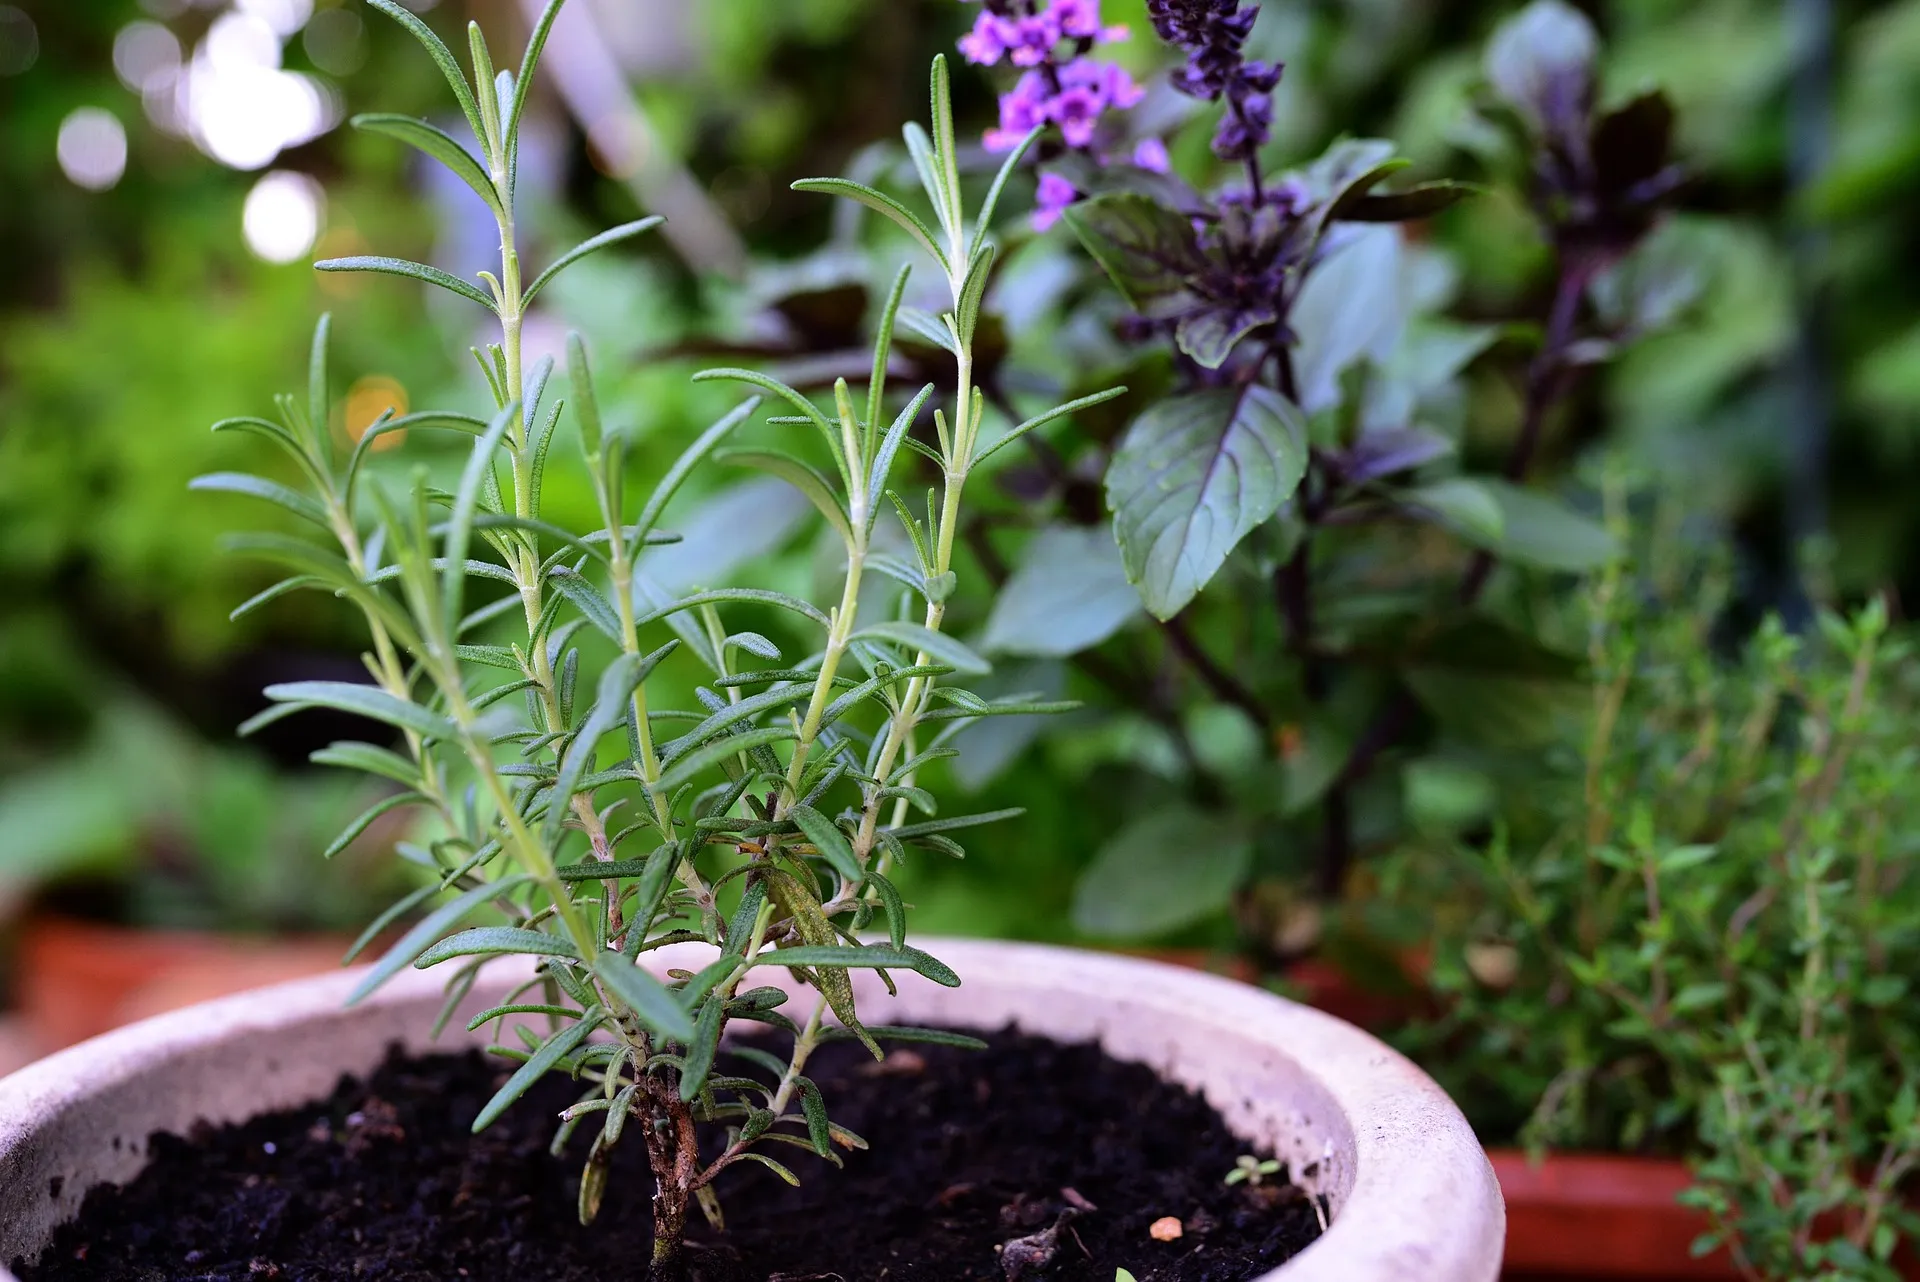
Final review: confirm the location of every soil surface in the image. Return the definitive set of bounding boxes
[18,1028,1323,1281]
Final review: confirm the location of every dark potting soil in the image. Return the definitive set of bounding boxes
[17,1029,1324,1282]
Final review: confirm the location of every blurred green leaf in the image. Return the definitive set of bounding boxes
[1071,807,1251,938]
[1402,619,1585,746]
[1402,477,1505,547]
[982,525,1140,658]
[1482,481,1619,571]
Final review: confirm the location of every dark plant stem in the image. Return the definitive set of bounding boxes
[1162,614,1271,731]
[1232,107,1265,206]
[1258,339,1350,894]
[1784,0,1834,622]
[1329,689,1417,799]
[1275,542,1326,700]
[1295,541,1355,898]
[965,511,1220,783]
[1270,326,1299,402]
[1508,254,1592,481]
[1319,787,1353,898]
[1267,337,1317,698]
[1146,640,1219,791]
[1262,327,1316,702]
[1086,646,1207,781]
[1459,251,1593,605]
[1315,247,1598,892]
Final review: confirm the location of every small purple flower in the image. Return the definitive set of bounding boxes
[1049,85,1105,147]
[1058,58,1144,108]
[1132,137,1171,173]
[1100,62,1145,109]
[1240,59,1282,93]
[1050,0,1109,39]
[1006,13,1061,66]
[1211,90,1270,159]
[984,70,1051,152]
[958,12,1015,65]
[1269,175,1310,216]
[1033,171,1078,230]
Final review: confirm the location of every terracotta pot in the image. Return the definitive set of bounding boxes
[1133,945,1431,1032]
[15,914,354,1052]
[1492,1151,1729,1280]
[1494,1150,1920,1281]
[0,1022,36,1082]
[1276,949,1433,1031]
[0,939,1506,1281]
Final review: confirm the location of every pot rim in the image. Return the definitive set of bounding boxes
[0,938,1503,1281]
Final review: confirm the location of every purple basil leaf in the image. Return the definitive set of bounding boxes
[1339,427,1455,483]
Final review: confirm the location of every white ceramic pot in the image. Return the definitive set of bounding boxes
[0,939,1503,1280]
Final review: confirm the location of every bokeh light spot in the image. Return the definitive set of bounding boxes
[302,7,366,77]
[205,11,280,71]
[0,6,38,77]
[181,10,338,169]
[237,0,314,40]
[346,376,410,451]
[57,108,128,191]
[242,170,324,263]
[113,21,181,94]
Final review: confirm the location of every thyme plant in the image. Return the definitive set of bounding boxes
[198,4,1091,1277]
[1403,481,1920,1280]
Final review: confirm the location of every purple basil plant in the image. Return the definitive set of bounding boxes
[954,0,1690,948]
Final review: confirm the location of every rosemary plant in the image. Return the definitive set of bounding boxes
[197,4,1092,1277]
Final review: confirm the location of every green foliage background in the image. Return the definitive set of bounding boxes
[4,0,1919,952]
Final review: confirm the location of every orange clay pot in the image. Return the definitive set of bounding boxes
[1275,948,1432,1031]
[1491,1151,1733,1280]
[16,914,354,1053]
[1125,946,1432,1030]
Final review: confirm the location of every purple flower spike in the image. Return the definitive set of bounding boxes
[1033,171,1079,230]
[1145,0,1279,162]
[962,0,1146,170]
[1132,137,1171,173]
